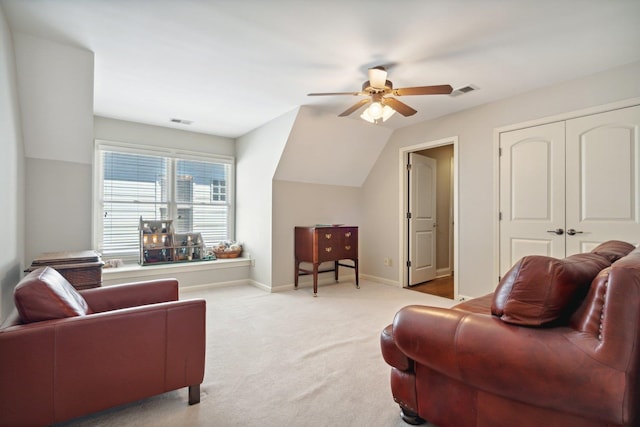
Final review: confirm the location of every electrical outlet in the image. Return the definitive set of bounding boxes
[384,258,392,267]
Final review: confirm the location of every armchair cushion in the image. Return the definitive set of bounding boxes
[491,253,610,326]
[14,266,91,323]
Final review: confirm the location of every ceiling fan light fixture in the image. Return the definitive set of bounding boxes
[369,101,383,119]
[360,103,396,124]
[369,66,388,89]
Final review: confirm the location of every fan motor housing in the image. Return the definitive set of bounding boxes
[363,79,393,93]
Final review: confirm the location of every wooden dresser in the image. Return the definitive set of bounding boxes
[294,226,359,296]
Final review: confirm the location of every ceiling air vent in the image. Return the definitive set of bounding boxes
[450,84,478,97]
[170,118,193,125]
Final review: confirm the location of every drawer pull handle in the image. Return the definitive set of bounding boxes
[325,247,332,253]
[345,232,351,237]
[325,233,332,239]
[345,245,351,251]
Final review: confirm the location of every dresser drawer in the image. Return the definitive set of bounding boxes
[337,227,357,259]
[317,229,338,262]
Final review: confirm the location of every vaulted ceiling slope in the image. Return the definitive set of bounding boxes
[2,1,640,138]
[274,106,392,187]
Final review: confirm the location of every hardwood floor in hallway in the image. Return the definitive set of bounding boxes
[409,275,454,299]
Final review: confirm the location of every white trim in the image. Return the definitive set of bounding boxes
[398,136,459,299]
[102,257,251,282]
[495,97,640,134]
[178,279,253,293]
[95,139,234,164]
[492,97,640,286]
[360,273,400,287]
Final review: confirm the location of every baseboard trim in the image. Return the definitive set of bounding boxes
[360,274,401,288]
[179,279,250,293]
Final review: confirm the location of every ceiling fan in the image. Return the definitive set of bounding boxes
[307,66,453,123]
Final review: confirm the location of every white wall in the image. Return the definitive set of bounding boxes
[235,108,299,289]
[14,33,94,165]
[361,60,640,298]
[274,106,391,186]
[11,33,95,264]
[0,5,25,321]
[94,116,235,157]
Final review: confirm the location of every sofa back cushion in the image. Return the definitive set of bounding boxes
[492,253,610,326]
[14,266,92,323]
[590,240,636,263]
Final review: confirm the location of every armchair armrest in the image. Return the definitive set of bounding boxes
[79,278,179,312]
[393,305,627,424]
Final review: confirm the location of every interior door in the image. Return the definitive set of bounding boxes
[409,153,437,285]
[565,105,640,253]
[499,122,566,275]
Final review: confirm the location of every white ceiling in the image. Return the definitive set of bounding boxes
[2,0,640,138]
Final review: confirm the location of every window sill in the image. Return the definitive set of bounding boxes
[102,257,251,282]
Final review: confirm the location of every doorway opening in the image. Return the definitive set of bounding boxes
[399,136,458,299]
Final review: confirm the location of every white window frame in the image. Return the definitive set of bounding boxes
[93,139,235,262]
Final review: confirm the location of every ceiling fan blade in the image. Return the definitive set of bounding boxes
[308,91,362,96]
[383,97,417,117]
[392,84,453,96]
[338,98,371,117]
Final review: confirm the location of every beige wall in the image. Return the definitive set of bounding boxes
[271,180,362,289]
[362,60,640,298]
[236,108,299,288]
[0,6,25,322]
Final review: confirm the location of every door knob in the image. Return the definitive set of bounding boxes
[566,229,583,236]
[546,228,564,235]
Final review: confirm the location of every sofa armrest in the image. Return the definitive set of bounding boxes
[79,278,179,312]
[393,305,627,424]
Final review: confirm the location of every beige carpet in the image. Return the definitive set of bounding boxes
[55,280,455,427]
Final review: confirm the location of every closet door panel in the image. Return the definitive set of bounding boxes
[566,105,640,254]
[499,122,566,275]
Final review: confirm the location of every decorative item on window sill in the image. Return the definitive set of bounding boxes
[212,241,243,259]
[139,217,213,265]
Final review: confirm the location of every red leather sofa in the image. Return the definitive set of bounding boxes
[381,241,640,427]
[0,267,206,426]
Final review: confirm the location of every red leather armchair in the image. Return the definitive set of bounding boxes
[0,267,206,426]
[381,241,640,427]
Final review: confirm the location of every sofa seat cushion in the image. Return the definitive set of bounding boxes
[492,253,610,326]
[14,266,92,323]
[453,293,493,314]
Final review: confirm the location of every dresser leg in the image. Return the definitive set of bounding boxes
[294,259,300,289]
[313,263,318,297]
[355,259,360,289]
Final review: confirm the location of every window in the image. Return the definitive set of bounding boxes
[94,141,234,262]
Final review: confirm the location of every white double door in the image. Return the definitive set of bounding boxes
[499,105,640,275]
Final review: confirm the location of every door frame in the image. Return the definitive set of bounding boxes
[399,136,459,299]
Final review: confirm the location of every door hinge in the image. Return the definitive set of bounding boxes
[406,163,412,171]
[407,212,412,219]
[407,260,412,267]
[499,211,502,220]
[498,276,502,282]
[499,147,502,156]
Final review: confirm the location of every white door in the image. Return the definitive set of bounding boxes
[565,105,640,253]
[500,104,640,275]
[409,153,437,285]
[499,122,566,275]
